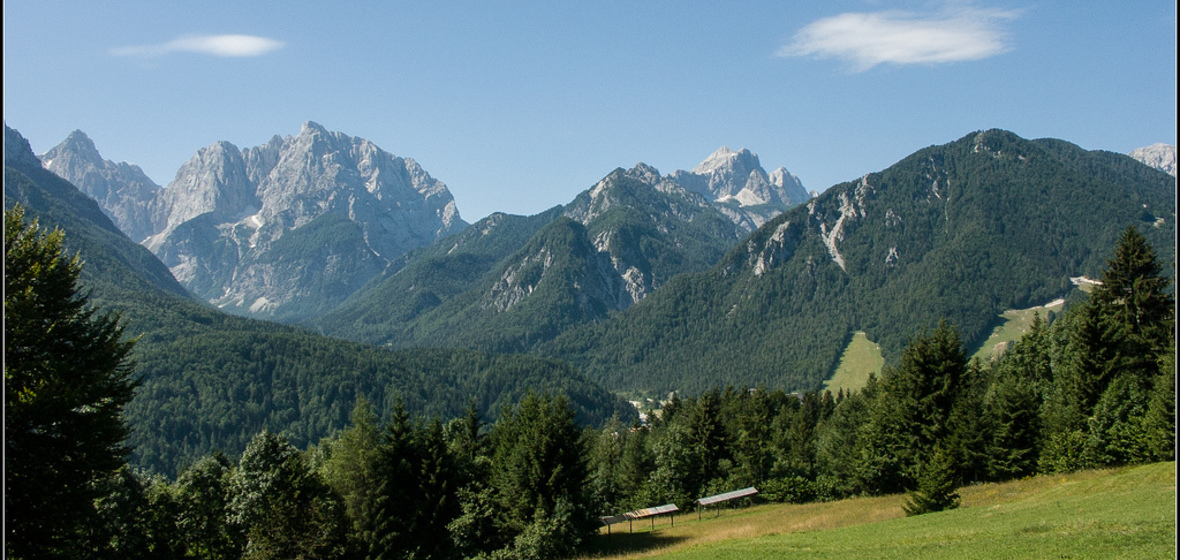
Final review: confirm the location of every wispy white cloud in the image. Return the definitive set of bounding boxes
[111,34,285,58]
[778,5,1021,71]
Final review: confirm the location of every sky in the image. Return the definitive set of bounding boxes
[4,1,1176,223]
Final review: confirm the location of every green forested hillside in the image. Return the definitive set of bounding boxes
[541,130,1176,394]
[4,129,632,476]
[130,332,627,475]
[3,164,193,303]
[316,169,744,352]
[315,206,565,343]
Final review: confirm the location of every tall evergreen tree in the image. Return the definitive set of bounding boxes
[1041,226,1174,472]
[369,401,421,560]
[488,392,591,554]
[5,206,138,559]
[320,396,383,556]
[685,389,729,495]
[1089,226,1174,356]
[856,321,968,493]
[985,373,1041,480]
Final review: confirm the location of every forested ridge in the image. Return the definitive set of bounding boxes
[542,130,1176,394]
[315,168,745,353]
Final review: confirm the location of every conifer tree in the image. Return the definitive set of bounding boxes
[1089,226,1174,356]
[5,206,138,559]
[985,373,1041,479]
[320,396,383,555]
[1041,226,1174,471]
[488,392,591,555]
[903,445,961,516]
[686,389,729,495]
[857,321,967,493]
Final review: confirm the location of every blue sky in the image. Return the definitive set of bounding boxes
[4,1,1176,222]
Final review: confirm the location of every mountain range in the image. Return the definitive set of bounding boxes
[41,124,812,325]
[315,161,784,352]
[7,120,1176,473]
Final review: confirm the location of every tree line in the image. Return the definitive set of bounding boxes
[6,207,1173,559]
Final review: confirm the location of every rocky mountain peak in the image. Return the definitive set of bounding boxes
[656,146,811,231]
[692,146,762,177]
[301,120,328,134]
[625,162,663,185]
[1129,143,1177,177]
[52,130,103,162]
[40,128,164,242]
[146,123,467,320]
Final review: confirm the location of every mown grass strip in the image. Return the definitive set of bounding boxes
[824,331,884,393]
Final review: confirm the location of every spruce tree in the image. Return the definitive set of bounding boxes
[857,321,967,493]
[1090,226,1174,356]
[903,445,961,516]
[1040,226,1174,472]
[5,206,138,559]
[488,392,591,554]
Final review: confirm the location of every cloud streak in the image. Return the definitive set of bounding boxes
[779,6,1020,71]
[112,34,284,58]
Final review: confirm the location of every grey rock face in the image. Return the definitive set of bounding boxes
[150,121,466,320]
[1129,143,1177,177]
[41,131,164,243]
[43,122,467,321]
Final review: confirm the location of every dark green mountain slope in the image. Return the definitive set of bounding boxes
[4,125,631,476]
[540,130,1176,395]
[4,133,191,303]
[316,206,565,343]
[316,167,745,353]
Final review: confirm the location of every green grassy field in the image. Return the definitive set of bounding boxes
[582,462,1176,560]
[971,299,1065,362]
[823,332,884,394]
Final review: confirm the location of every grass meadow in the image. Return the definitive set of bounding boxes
[582,462,1176,560]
